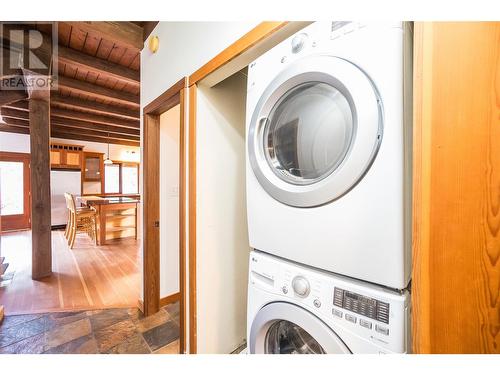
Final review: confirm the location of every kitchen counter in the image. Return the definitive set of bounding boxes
[78,196,139,245]
[79,196,140,205]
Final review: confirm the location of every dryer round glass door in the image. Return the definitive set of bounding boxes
[248,55,383,207]
[249,302,351,354]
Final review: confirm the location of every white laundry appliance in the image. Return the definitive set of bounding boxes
[247,250,411,354]
[245,22,413,289]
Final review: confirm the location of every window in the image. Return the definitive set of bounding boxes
[104,162,139,194]
[104,164,121,194]
[122,165,139,194]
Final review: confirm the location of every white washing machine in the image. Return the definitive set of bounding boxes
[245,22,413,289]
[247,250,411,354]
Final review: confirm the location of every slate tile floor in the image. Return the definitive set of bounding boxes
[0,302,180,354]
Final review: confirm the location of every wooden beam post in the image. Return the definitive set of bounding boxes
[29,92,52,279]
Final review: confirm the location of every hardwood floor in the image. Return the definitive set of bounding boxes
[0,230,140,315]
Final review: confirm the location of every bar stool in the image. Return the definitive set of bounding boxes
[64,193,98,249]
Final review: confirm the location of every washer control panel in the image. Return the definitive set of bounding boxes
[334,287,390,324]
[249,250,410,353]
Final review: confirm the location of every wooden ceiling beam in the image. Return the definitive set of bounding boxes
[58,44,140,87]
[138,22,159,42]
[0,117,29,128]
[62,22,144,51]
[0,88,27,106]
[2,116,139,145]
[1,108,140,137]
[51,131,140,147]
[4,101,140,129]
[50,118,140,137]
[51,124,140,142]
[58,75,140,107]
[51,107,139,129]
[51,94,140,120]
[0,71,28,105]
[0,123,29,134]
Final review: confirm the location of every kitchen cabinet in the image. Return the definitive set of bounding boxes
[50,143,83,169]
[82,152,104,181]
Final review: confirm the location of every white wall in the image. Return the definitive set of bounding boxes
[140,22,258,107]
[0,133,140,162]
[196,71,249,354]
[0,132,31,153]
[159,105,181,298]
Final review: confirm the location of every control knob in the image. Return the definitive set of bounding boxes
[291,33,308,53]
[292,276,310,297]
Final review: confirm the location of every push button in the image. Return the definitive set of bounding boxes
[359,319,372,329]
[332,308,343,318]
[345,314,357,324]
[375,324,389,335]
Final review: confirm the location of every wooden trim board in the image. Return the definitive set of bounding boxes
[160,292,181,308]
[179,86,187,354]
[142,112,161,316]
[187,84,197,354]
[189,22,290,85]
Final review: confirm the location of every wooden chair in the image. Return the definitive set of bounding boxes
[64,193,98,249]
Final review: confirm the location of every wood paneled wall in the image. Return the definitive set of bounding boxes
[412,22,500,353]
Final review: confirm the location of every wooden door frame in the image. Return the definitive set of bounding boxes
[0,151,31,232]
[143,77,188,353]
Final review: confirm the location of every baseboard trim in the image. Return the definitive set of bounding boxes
[160,292,180,308]
[137,292,179,314]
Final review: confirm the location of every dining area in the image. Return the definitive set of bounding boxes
[62,193,139,249]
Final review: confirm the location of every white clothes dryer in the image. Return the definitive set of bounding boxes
[245,22,413,289]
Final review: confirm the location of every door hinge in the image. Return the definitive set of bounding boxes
[153,221,160,228]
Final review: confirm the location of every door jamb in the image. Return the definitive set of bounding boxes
[142,77,188,353]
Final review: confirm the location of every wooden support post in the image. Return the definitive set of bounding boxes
[29,95,52,279]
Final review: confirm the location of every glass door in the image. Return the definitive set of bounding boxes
[249,302,350,354]
[0,152,31,232]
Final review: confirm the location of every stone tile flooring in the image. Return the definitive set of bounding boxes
[0,302,180,354]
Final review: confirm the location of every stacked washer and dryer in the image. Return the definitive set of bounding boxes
[245,22,413,354]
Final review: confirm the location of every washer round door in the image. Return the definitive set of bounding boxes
[248,55,383,207]
[249,302,351,354]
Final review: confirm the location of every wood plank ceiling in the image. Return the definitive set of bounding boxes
[0,22,158,146]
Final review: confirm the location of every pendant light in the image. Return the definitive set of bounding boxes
[104,132,113,165]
